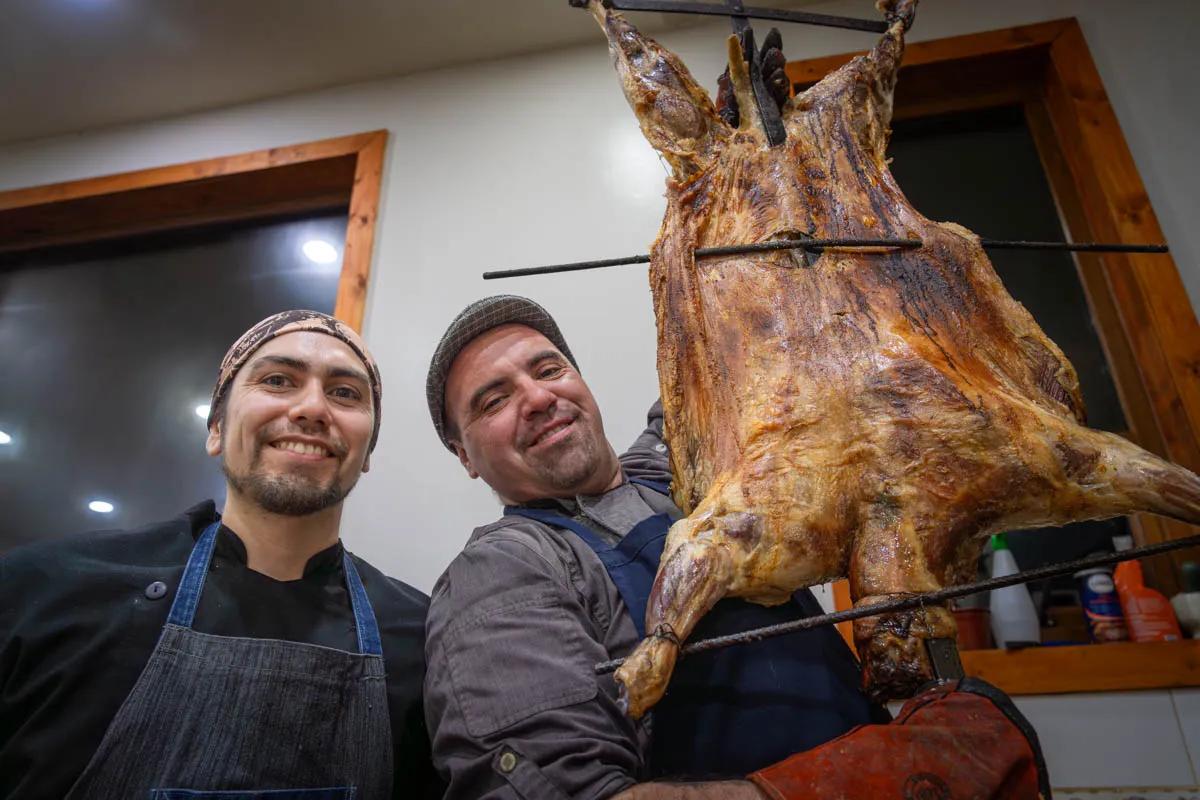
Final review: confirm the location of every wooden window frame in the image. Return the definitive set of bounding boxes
[0,130,388,332]
[788,20,1200,695]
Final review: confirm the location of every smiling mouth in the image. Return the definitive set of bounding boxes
[269,440,333,458]
[530,419,574,448]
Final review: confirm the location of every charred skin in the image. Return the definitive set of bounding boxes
[590,0,1200,716]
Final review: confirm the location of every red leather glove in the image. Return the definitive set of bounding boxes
[748,677,1050,800]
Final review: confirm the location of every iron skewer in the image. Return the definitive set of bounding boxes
[483,239,1169,280]
[568,0,889,34]
[594,531,1200,674]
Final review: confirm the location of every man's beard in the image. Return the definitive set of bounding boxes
[222,439,356,516]
[530,428,601,492]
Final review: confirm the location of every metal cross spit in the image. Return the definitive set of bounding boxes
[552,2,1183,681]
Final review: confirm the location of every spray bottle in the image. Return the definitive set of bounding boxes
[988,534,1041,648]
[1112,534,1182,642]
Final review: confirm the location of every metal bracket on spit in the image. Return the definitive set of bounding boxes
[728,2,787,146]
[924,638,965,682]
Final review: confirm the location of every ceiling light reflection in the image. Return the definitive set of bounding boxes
[195,404,210,419]
[88,500,115,514]
[0,430,11,445]
[302,239,339,264]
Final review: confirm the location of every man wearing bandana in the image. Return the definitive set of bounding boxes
[0,311,440,799]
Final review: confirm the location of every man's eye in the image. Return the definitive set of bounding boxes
[263,374,292,388]
[481,395,506,413]
[331,386,361,401]
[538,365,564,379]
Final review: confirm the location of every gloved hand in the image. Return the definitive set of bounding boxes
[748,677,1050,800]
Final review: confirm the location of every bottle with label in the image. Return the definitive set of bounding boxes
[1074,565,1129,643]
[988,534,1041,648]
[1112,535,1182,642]
[1171,562,1200,639]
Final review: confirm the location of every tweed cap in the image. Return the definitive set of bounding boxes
[427,295,578,451]
[207,310,383,452]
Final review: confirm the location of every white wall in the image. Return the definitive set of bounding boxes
[2,0,1198,787]
[2,0,1197,595]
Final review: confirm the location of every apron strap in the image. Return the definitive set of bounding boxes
[343,553,384,657]
[503,505,612,553]
[166,520,383,657]
[504,504,671,637]
[165,521,221,628]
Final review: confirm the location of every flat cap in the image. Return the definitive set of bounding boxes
[426,295,577,451]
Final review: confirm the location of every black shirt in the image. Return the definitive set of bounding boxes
[0,501,441,799]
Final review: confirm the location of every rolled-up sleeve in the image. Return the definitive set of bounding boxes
[424,532,643,800]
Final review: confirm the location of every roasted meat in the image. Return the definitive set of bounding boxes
[583,0,1200,716]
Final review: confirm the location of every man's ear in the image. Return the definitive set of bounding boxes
[361,453,371,474]
[205,421,222,457]
[451,441,479,480]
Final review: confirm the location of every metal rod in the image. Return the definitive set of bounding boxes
[979,240,1169,253]
[483,239,1169,280]
[482,238,919,280]
[698,237,919,257]
[595,531,1200,674]
[572,0,888,33]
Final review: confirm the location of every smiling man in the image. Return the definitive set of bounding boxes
[422,296,887,800]
[0,311,440,799]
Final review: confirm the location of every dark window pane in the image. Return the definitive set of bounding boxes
[0,211,347,550]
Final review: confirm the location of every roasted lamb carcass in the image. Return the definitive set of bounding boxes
[583,0,1200,716]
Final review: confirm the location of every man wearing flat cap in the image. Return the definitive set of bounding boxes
[0,311,440,799]
[422,295,886,799]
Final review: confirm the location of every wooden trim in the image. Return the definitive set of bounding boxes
[792,18,1200,693]
[335,131,387,331]
[0,130,389,333]
[1040,27,1200,472]
[785,18,1072,86]
[1036,24,1200,590]
[831,580,856,652]
[961,641,1200,696]
[0,131,382,211]
[0,158,357,253]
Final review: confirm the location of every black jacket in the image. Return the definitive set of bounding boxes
[0,501,441,799]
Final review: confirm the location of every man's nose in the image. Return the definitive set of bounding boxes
[288,380,332,428]
[519,376,558,418]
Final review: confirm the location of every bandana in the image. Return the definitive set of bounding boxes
[208,310,382,452]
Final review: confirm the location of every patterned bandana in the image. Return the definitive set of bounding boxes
[207,310,383,452]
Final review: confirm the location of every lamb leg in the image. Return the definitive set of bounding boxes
[614,510,744,724]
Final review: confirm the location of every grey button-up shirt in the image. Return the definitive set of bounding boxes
[425,402,679,800]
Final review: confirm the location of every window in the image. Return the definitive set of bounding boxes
[0,132,387,550]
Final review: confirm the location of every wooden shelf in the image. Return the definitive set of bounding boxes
[961,640,1200,696]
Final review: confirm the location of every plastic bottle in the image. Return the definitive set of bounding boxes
[1074,565,1128,643]
[1171,561,1200,639]
[988,534,1041,648]
[1112,535,1182,642]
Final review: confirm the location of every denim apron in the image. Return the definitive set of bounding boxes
[505,479,875,778]
[65,522,393,799]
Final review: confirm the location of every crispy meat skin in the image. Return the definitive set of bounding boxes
[586,0,1200,716]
